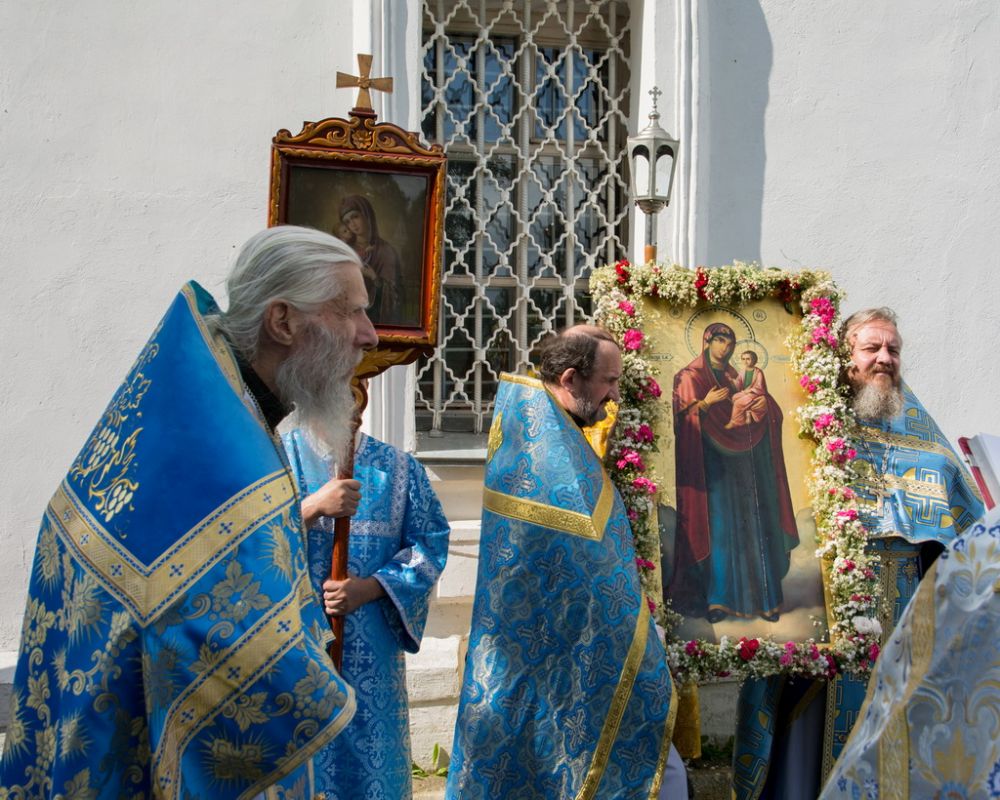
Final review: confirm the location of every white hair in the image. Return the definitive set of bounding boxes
[217,225,362,361]
[841,307,902,350]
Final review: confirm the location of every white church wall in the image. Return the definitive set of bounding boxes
[0,1,366,651]
[668,0,1000,441]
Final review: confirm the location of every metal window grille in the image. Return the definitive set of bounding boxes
[418,0,632,436]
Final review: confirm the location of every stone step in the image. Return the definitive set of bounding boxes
[410,769,732,799]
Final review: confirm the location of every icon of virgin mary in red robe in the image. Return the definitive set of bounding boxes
[667,322,798,623]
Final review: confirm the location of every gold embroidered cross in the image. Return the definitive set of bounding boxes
[336,54,394,111]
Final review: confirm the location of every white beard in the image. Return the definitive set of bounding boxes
[275,321,360,461]
[852,378,904,422]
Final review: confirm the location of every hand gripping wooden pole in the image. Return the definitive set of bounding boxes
[327,392,366,670]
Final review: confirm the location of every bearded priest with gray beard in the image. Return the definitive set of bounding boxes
[731,306,985,799]
[821,306,984,770]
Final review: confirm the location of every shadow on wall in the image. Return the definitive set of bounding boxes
[699,1,772,267]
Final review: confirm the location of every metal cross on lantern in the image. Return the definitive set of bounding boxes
[626,86,679,263]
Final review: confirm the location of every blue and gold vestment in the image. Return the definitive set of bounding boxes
[820,508,1000,799]
[282,430,450,799]
[731,384,984,798]
[0,284,355,800]
[826,383,983,772]
[446,374,676,800]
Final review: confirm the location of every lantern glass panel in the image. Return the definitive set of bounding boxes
[631,147,650,197]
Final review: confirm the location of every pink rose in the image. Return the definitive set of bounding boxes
[623,328,645,351]
[632,476,657,494]
[814,413,836,432]
[615,449,645,471]
[618,300,636,315]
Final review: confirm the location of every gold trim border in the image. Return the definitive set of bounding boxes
[181,284,244,398]
[876,560,938,799]
[577,600,650,800]
[154,574,357,799]
[500,372,543,389]
[859,427,967,470]
[647,673,679,799]
[52,472,293,623]
[483,484,612,542]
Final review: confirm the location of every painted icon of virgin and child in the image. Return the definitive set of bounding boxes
[667,322,799,624]
[336,194,404,326]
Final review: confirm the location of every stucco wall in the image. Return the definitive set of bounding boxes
[670,1,1000,440]
[0,1,363,651]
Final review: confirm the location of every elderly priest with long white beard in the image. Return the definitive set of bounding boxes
[0,226,378,799]
[446,325,682,800]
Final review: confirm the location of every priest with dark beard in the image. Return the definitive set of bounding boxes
[1,225,378,799]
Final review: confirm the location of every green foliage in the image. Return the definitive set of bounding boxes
[411,742,449,779]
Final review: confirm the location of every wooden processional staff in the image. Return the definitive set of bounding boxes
[326,55,395,670]
[267,53,445,669]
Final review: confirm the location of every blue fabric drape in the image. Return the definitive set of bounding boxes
[282,431,450,800]
[1,283,355,800]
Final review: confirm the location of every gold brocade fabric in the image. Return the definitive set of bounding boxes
[819,512,1000,798]
[445,375,675,800]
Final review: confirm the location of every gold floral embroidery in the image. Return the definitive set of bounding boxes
[68,341,158,523]
[221,692,270,732]
[487,412,504,462]
[52,650,71,692]
[4,690,28,759]
[292,660,349,721]
[206,738,266,783]
[264,512,295,584]
[211,561,272,623]
[36,520,61,589]
[58,712,90,760]
[143,646,181,710]
[60,571,103,644]
[54,768,98,800]
[26,672,51,724]
[35,725,57,769]
[21,598,56,653]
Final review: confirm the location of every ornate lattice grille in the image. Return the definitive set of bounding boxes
[418,0,631,435]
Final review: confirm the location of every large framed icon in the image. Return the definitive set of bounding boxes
[592,261,877,683]
[268,112,446,350]
[649,299,826,644]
